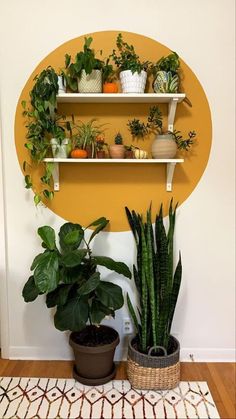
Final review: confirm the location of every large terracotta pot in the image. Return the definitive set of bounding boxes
[69,325,119,385]
[109,144,125,159]
[151,134,177,159]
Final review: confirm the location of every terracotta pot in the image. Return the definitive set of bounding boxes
[151,134,177,159]
[109,145,125,159]
[69,325,119,385]
[96,150,106,158]
[125,150,134,159]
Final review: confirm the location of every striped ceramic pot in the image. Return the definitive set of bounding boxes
[151,134,177,159]
[153,71,179,93]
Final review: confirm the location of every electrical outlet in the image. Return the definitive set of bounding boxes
[123,317,133,334]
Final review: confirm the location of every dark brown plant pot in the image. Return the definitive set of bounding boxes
[69,325,120,385]
[96,150,106,158]
[125,150,134,159]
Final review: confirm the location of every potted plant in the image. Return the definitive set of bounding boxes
[124,145,134,159]
[111,33,150,93]
[109,132,125,159]
[66,37,104,93]
[102,58,118,93]
[151,51,180,93]
[22,66,65,205]
[95,134,108,158]
[125,199,182,390]
[22,216,131,385]
[72,118,106,158]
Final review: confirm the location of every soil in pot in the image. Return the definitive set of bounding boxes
[70,325,119,385]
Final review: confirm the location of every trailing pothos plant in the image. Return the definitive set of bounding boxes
[22,217,131,332]
[22,66,73,205]
[125,199,182,355]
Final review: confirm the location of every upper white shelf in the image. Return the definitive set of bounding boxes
[57,93,185,131]
[57,93,186,104]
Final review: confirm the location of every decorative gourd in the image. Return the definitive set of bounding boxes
[134,149,148,159]
[103,82,118,93]
[71,149,88,159]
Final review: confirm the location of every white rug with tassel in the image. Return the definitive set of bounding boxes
[0,377,220,418]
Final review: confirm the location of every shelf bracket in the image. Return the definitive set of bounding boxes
[168,98,179,132]
[166,162,177,192]
[51,163,59,191]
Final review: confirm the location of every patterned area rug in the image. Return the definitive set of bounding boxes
[0,378,220,419]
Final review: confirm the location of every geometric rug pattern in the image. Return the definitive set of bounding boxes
[0,378,220,418]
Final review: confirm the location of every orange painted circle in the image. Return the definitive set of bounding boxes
[15,31,212,231]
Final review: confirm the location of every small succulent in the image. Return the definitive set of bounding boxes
[114,132,123,145]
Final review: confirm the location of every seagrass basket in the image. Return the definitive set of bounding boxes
[127,335,180,390]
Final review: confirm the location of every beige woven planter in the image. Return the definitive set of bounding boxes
[77,69,102,93]
[127,335,180,390]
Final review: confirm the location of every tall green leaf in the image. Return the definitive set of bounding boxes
[59,222,84,252]
[86,217,109,244]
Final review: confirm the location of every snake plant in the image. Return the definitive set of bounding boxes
[125,199,182,354]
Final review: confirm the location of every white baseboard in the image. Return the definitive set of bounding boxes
[8,345,235,362]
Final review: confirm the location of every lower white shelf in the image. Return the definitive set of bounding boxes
[43,158,184,192]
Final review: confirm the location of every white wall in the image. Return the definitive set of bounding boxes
[0,0,235,362]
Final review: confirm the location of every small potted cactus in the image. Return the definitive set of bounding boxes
[109,132,125,159]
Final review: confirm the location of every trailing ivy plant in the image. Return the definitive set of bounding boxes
[125,199,182,354]
[22,217,131,332]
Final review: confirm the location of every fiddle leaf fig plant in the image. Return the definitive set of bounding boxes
[22,217,131,332]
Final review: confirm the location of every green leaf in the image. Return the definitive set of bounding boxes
[95,281,124,310]
[34,194,41,206]
[25,175,32,189]
[34,251,59,293]
[87,217,109,244]
[54,296,88,331]
[61,249,87,267]
[77,272,100,295]
[90,299,114,324]
[38,226,56,250]
[22,276,39,302]
[59,222,84,252]
[93,256,131,279]
[30,250,49,270]
[46,284,73,308]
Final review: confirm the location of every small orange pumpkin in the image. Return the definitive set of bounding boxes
[70,149,88,159]
[103,82,118,94]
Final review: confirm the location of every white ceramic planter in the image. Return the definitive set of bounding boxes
[151,134,177,159]
[77,70,102,93]
[57,75,66,93]
[120,70,147,93]
[51,138,69,158]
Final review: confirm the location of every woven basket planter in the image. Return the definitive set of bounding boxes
[127,335,180,390]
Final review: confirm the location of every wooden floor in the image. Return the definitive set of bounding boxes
[0,359,235,418]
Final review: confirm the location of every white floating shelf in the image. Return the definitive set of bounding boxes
[57,93,186,104]
[57,93,185,132]
[43,158,184,192]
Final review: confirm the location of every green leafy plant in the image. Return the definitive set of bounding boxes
[22,66,73,205]
[111,33,150,74]
[170,130,196,151]
[65,37,103,91]
[151,52,180,76]
[114,132,123,145]
[125,200,182,354]
[22,217,131,332]
[72,119,106,158]
[127,106,162,139]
